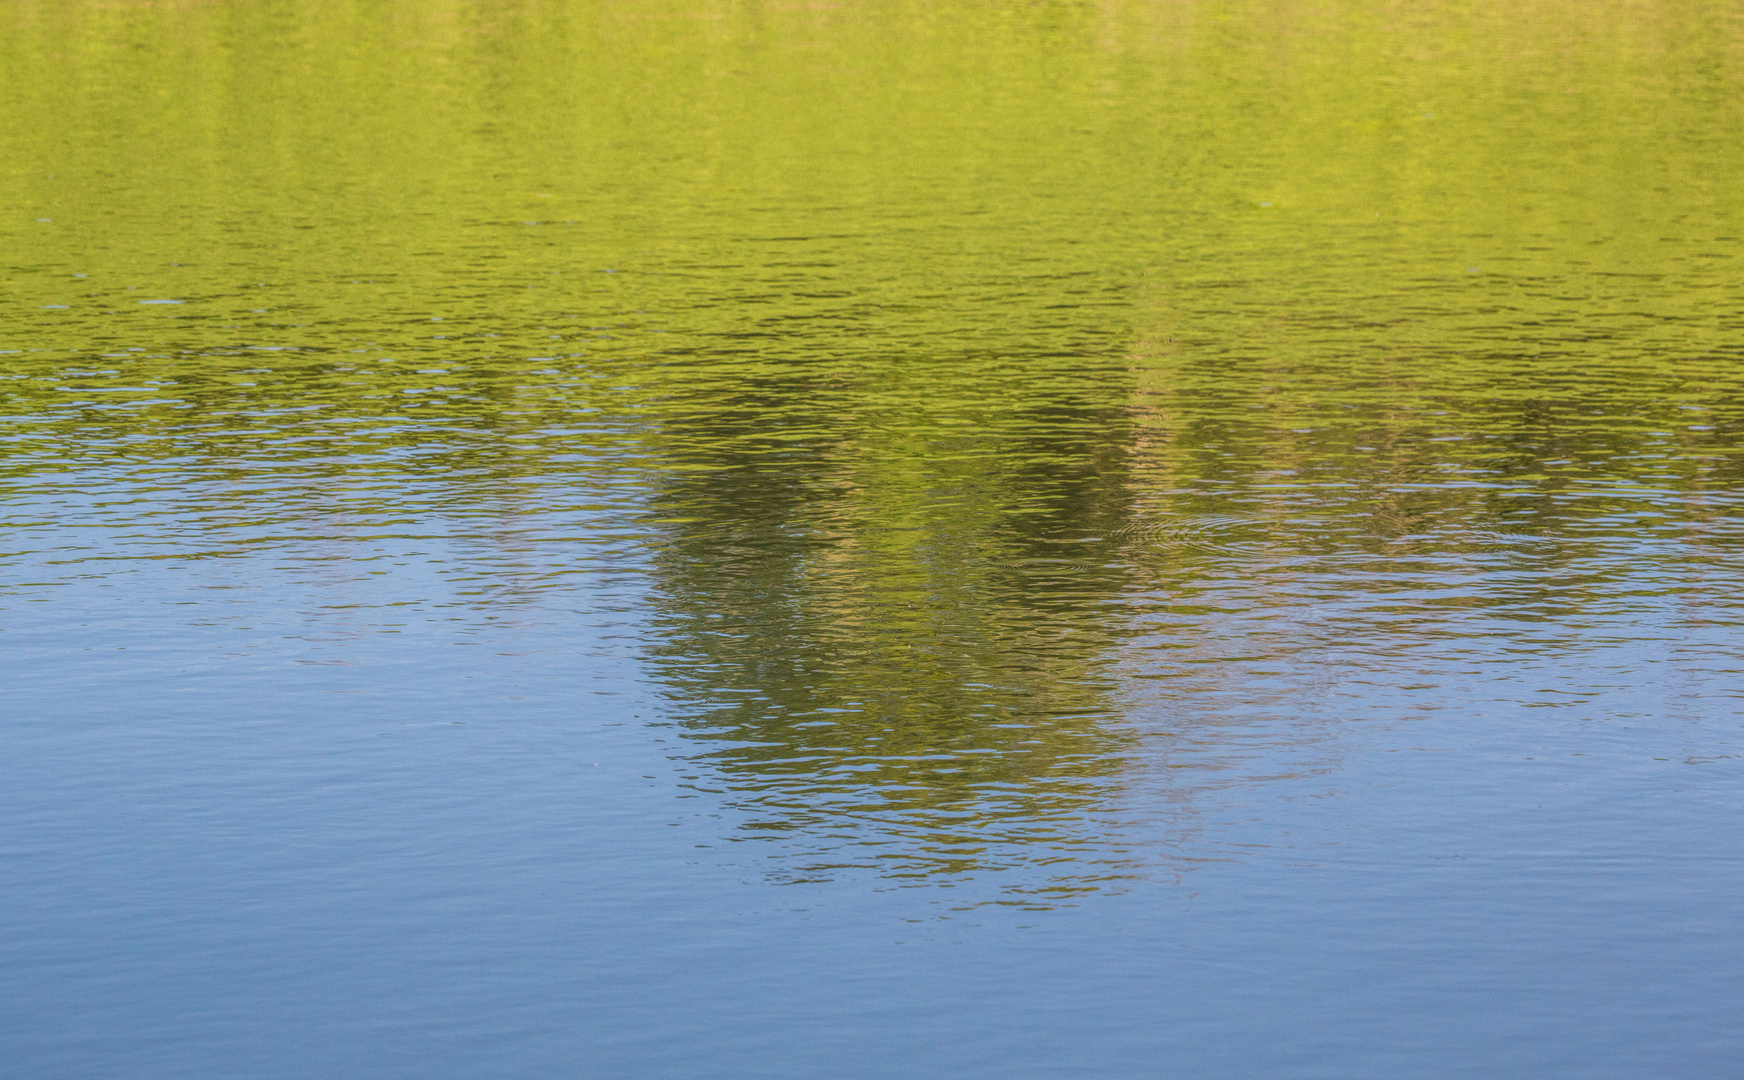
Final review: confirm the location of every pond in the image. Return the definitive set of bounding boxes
[3,2,1742,1076]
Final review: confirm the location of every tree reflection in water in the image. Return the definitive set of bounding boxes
[639,347,1148,895]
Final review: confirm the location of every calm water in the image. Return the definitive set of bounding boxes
[4,1,1744,1076]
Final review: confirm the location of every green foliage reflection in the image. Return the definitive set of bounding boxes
[3,0,1742,889]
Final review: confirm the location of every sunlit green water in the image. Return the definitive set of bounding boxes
[4,2,1744,1075]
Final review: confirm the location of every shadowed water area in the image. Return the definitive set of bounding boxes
[4,1,1743,1076]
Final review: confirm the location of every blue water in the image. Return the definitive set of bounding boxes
[6,475,1742,1077]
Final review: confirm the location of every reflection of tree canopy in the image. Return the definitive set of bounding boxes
[640,349,1147,887]
[6,0,1744,896]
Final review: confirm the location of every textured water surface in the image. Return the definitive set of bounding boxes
[4,2,1744,1077]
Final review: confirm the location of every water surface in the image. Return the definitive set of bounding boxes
[4,2,1743,1076]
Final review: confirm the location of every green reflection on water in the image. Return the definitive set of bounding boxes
[4,0,1743,889]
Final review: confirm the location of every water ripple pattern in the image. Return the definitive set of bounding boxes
[3,2,1743,1078]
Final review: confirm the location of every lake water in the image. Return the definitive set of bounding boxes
[4,2,1743,1076]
